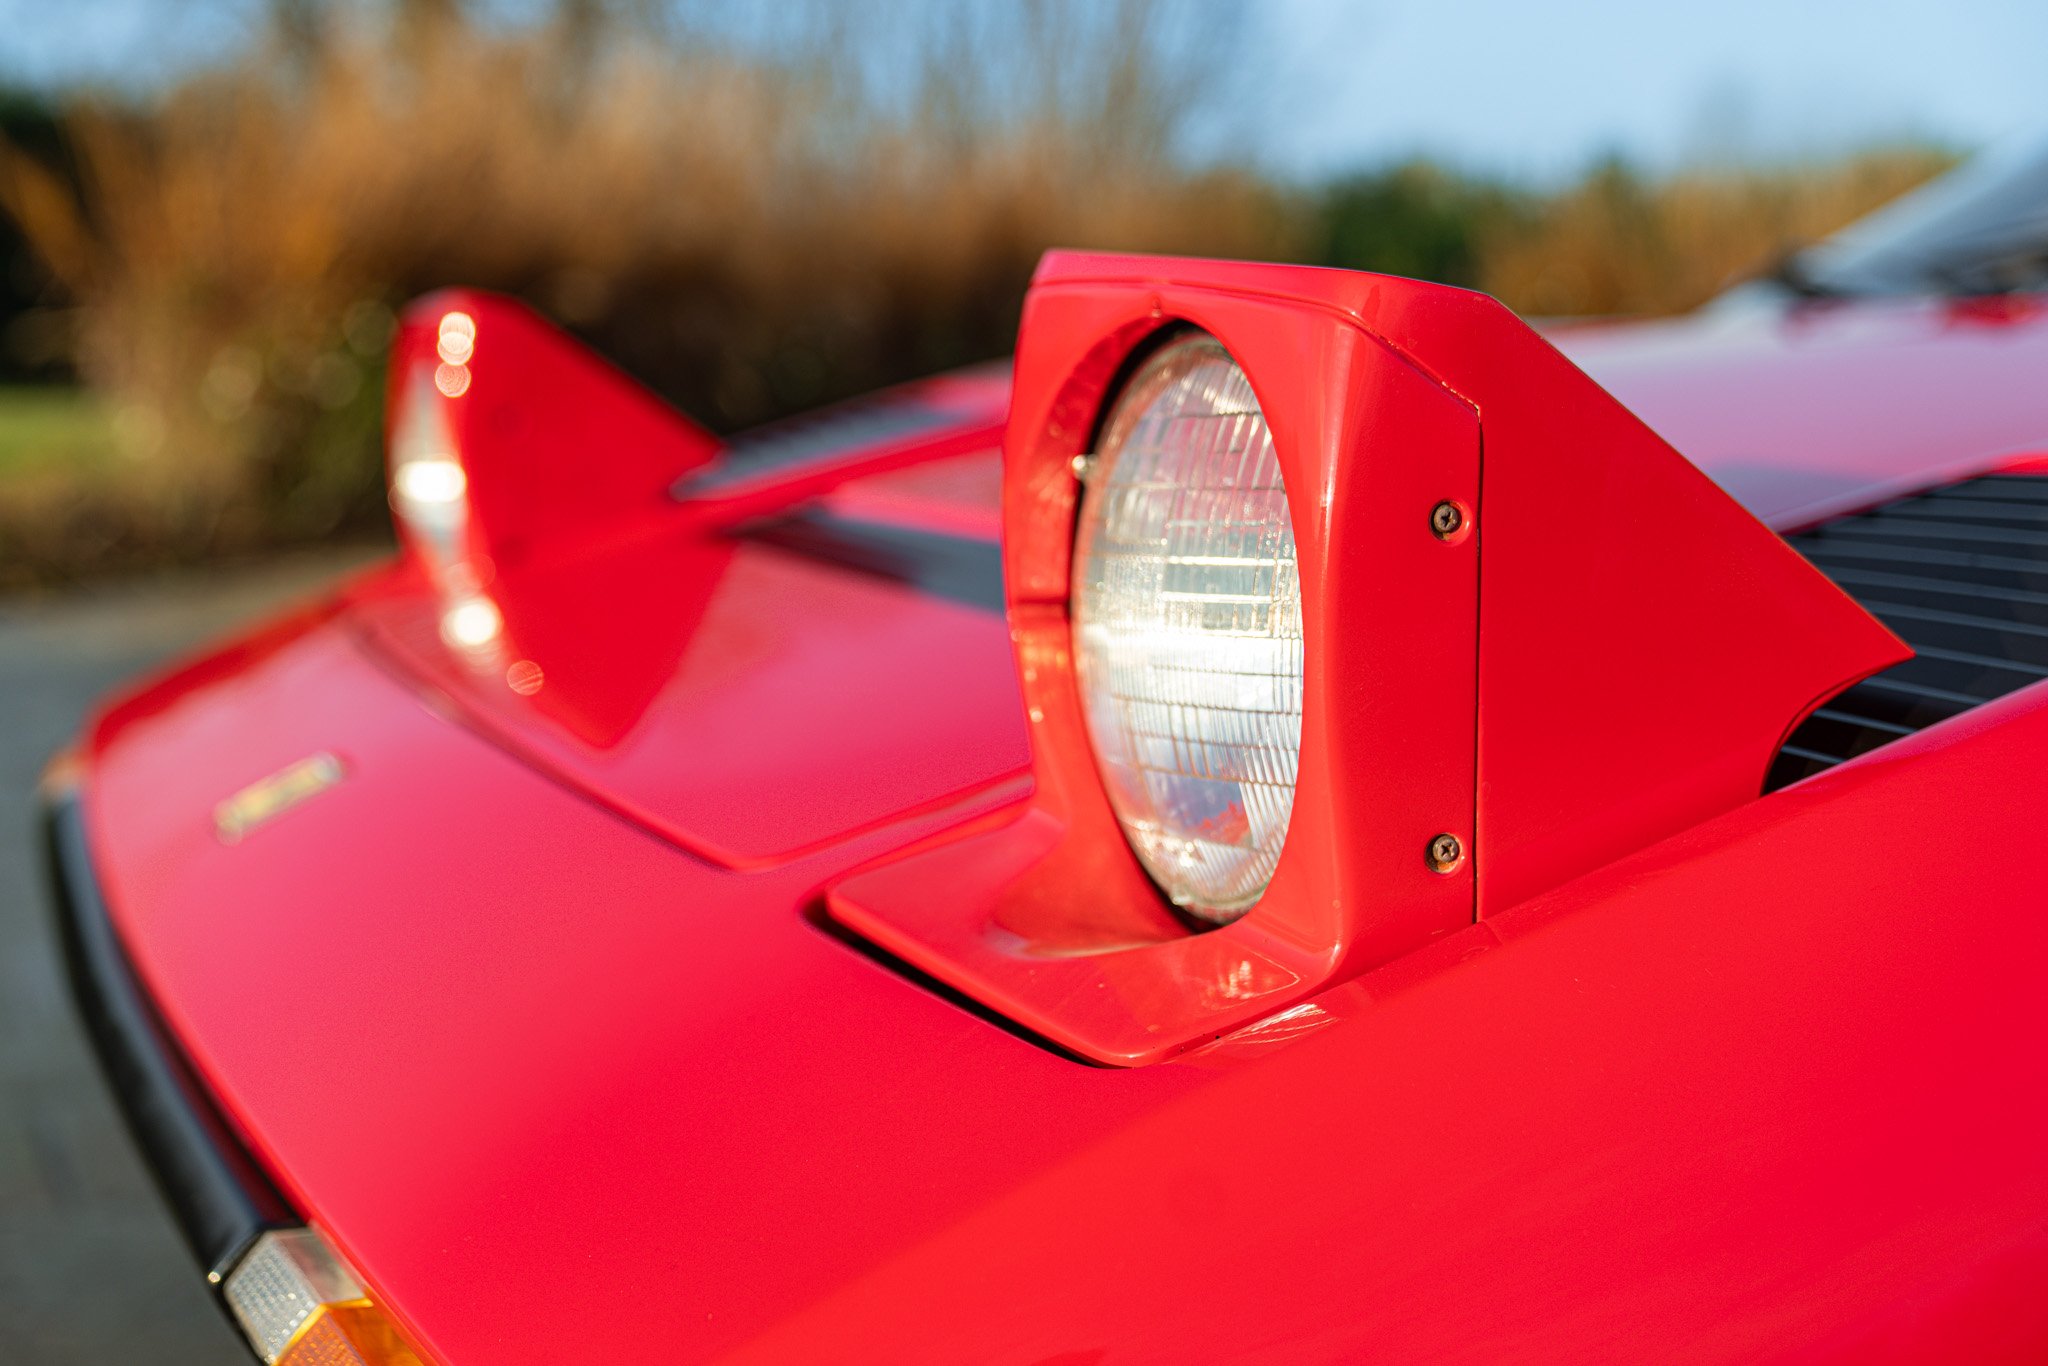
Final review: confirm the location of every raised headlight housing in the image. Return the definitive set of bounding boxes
[829,250,1901,1067]
[1070,335,1302,920]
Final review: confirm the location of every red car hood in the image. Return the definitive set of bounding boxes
[1561,292,2048,528]
[78,292,2048,1362]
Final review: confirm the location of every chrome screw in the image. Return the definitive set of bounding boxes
[1427,833,1465,873]
[1430,500,1464,540]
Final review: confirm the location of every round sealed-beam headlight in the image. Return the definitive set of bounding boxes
[1071,333,1304,922]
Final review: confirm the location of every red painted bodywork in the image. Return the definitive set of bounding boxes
[68,258,2048,1361]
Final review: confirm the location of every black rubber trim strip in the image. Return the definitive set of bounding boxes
[742,511,1006,613]
[41,792,292,1284]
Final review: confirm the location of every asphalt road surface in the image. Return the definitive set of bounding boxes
[0,551,378,1364]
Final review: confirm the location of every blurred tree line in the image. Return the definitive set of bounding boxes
[0,0,1955,582]
[0,88,69,384]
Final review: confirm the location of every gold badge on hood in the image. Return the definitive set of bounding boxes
[214,753,346,843]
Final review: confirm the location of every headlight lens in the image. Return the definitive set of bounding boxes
[1071,333,1304,921]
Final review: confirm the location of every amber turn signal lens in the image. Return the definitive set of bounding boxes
[223,1228,426,1365]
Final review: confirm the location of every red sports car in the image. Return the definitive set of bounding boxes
[44,141,2048,1364]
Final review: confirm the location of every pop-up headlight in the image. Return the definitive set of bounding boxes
[827,251,1906,1066]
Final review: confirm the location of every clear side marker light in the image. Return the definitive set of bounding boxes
[224,1228,425,1365]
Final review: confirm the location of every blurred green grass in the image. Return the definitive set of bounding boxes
[0,387,117,479]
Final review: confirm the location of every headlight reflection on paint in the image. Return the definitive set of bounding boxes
[393,458,467,506]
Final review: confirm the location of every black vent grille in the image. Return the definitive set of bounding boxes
[1769,472,2048,791]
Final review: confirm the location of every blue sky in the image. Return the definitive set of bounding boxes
[0,0,2040,181]
[1253,0,2048,181]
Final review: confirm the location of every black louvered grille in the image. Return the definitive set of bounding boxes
[1768,472,2048,791]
